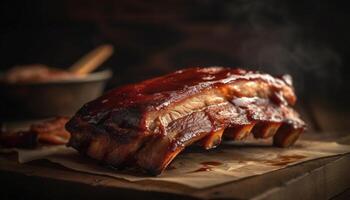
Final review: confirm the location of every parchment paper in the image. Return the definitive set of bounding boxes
[2,139,350,189]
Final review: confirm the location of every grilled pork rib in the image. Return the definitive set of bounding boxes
[66,67,306,175]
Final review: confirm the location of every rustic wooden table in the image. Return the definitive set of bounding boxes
[1,133,350,200]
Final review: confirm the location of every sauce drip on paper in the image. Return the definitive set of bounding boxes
[264,154,307,166]
[189,161,223,173]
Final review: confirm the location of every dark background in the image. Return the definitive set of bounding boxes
[1,0,349,132]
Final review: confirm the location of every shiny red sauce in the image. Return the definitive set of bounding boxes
[79,67,294,123]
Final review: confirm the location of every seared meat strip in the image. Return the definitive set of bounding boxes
[66,67,306,175]
[0,117,70,148]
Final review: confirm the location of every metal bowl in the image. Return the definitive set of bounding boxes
[0,70,112,119]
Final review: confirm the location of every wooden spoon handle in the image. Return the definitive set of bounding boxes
[69,44,114,75]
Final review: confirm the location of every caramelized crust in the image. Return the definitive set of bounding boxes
[66,67,306,175]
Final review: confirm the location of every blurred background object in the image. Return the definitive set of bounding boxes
[0,0,349,132]
[0,44,113,118]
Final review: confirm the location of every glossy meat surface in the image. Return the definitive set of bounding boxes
[66,67,306,175]
[0,117,70,148]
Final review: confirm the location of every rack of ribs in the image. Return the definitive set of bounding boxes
[66,67,306,175]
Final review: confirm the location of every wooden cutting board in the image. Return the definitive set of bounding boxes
[1,133,350,200]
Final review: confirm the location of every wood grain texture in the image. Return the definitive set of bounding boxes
[1,151,349,200]
[1,132,349,199]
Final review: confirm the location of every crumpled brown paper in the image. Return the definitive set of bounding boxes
[2,139,350,188]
